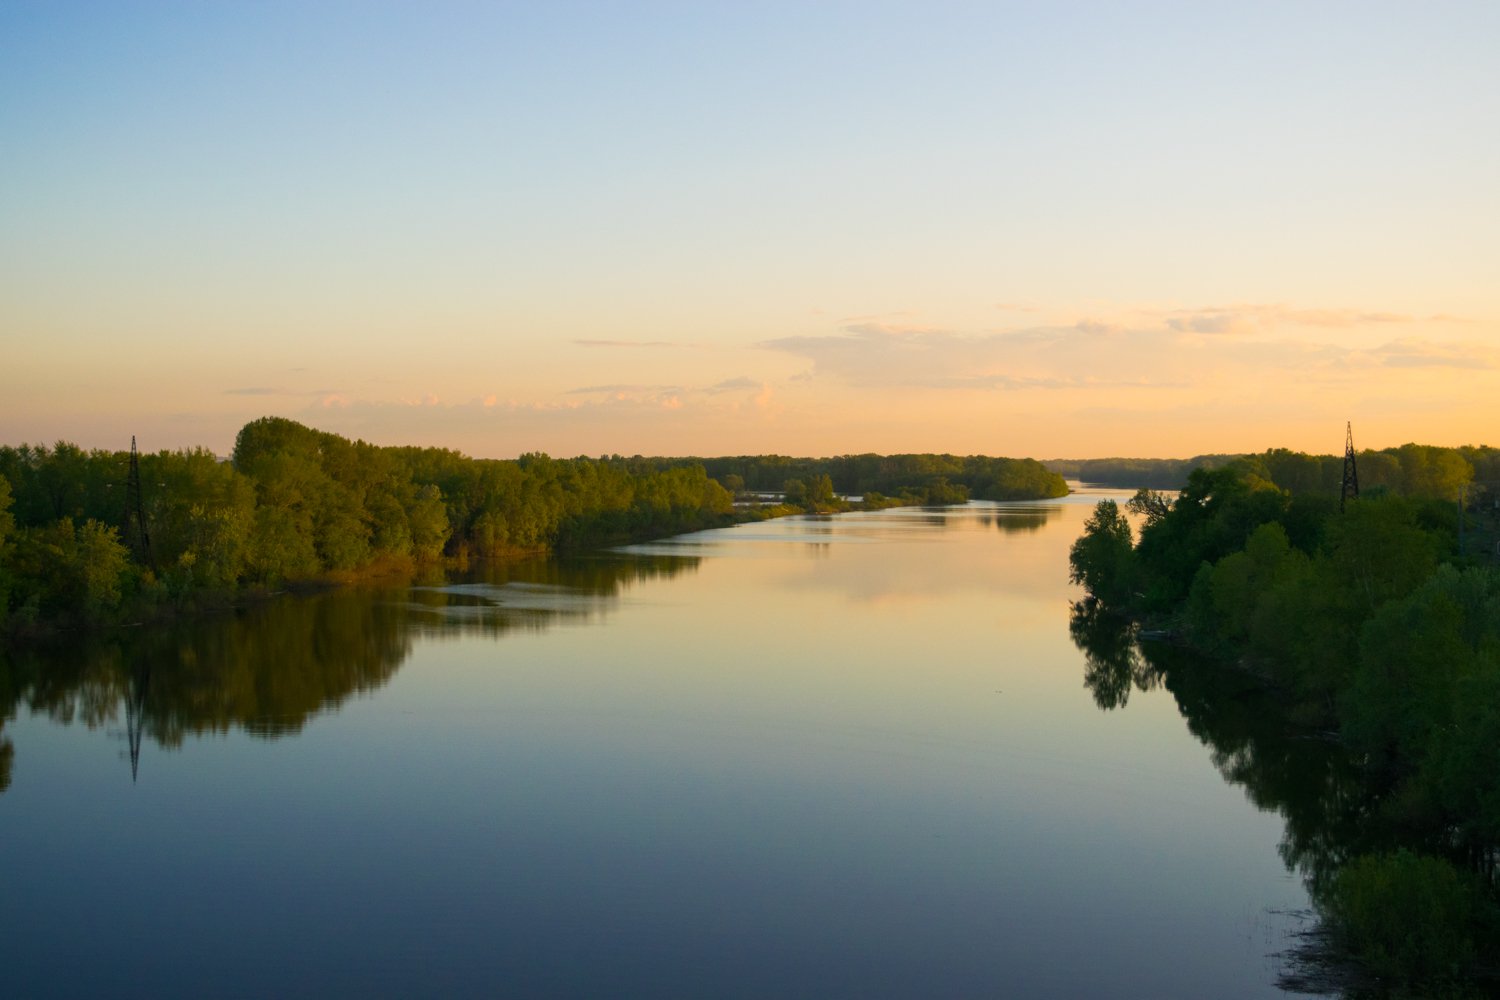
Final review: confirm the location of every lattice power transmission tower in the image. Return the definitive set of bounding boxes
[122,435,155,570]
[1340,422,1360,512]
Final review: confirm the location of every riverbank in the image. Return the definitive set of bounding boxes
[1069,467,1500,992]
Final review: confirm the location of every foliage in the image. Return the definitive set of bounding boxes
[1068,598,1159,709]
[1044,442,1493,500]
[690,452,1067,502]
[8,518,130,623]
[1321,851,1485,983]
[1064,443,1500,991]
[1068,500,1134,607]
[13,421,1064,633]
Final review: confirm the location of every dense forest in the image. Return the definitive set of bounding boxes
[1046,443,1500,494]
[1068,444,1500,989]
[0,417,1067,636]
[677,453,1068,504]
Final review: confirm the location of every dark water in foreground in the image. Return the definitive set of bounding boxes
[0,492,1322,998]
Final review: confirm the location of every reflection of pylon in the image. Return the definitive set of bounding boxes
[1340,422,1360,512]
[125,666,148,783]
[123,435,154,570]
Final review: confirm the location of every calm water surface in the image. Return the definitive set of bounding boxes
[0,491,1319,998]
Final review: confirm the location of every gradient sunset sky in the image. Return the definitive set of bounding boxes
[4,2,1496,460]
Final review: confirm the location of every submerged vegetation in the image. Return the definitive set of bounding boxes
[0,417,1067,637]
[1068,443,1500,990]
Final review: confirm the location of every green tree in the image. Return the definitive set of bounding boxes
[1322,851,1483,982]
[1068,500,1135,607]
[407,484,450,559]
[9,517,130,622]
[0,474,14,626]
[143,448,256,591]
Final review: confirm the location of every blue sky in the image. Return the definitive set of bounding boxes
[4,1,1497,458]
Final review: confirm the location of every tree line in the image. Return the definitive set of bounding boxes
[1068,447,1500,988]
[1046,442,1500,496]
[0,417,1067,635]
[677,452,1068,504]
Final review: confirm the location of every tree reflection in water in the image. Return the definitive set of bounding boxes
[0,552,698,791]
[1068,599,1163,710]
[976,506,1062,535]
[1069,604,1416,993]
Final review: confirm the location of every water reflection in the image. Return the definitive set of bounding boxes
[0,551,698,791]
[1071,610,1372,888]
[409,552,699,634]
[1069,606,1393,991]
[977,506,1063,534]
[2,495,1314,999]
[1068,600,1162,710]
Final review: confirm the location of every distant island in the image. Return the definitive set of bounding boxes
[0,416,1066,636]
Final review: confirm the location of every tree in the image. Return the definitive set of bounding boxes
[0,474,14,626]
[8,517,129,622]
[1125,487,1172,528]
[1069,500,1135,607]
[807,473,836,508]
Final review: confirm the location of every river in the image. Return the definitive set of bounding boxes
[0,488,1327,998]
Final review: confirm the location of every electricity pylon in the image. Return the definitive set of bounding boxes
[1340,422,1359,512]
[122,435,154,570]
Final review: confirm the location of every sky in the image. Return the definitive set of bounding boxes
[2,1,1497,461]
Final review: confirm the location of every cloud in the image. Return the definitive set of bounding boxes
[567,377,766,400]
[1373,338,1498,370]
[277,383,794,460]
[566,383,685,396]
[573,339,679,348]
[706,376,760,393]
[840,320,948,338]
[1160,304,1414,335]
[225,385,345,398]
[1165,311,1254,335]
[758,304,1498,395]
[760,321,1178,390]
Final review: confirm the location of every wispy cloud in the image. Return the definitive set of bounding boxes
[573,339,679,348]
[225,385,345,398]
[566,377,768,400]
[706,376,760,393]
[280,382,790,459]
[1159,304,1414,335]
[566,383,685,396]
[760,321,1179,390]
[759,306,1496,394]
[1372,338,1498,369]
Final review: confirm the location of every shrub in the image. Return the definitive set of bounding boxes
[1321,851,1482,982]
